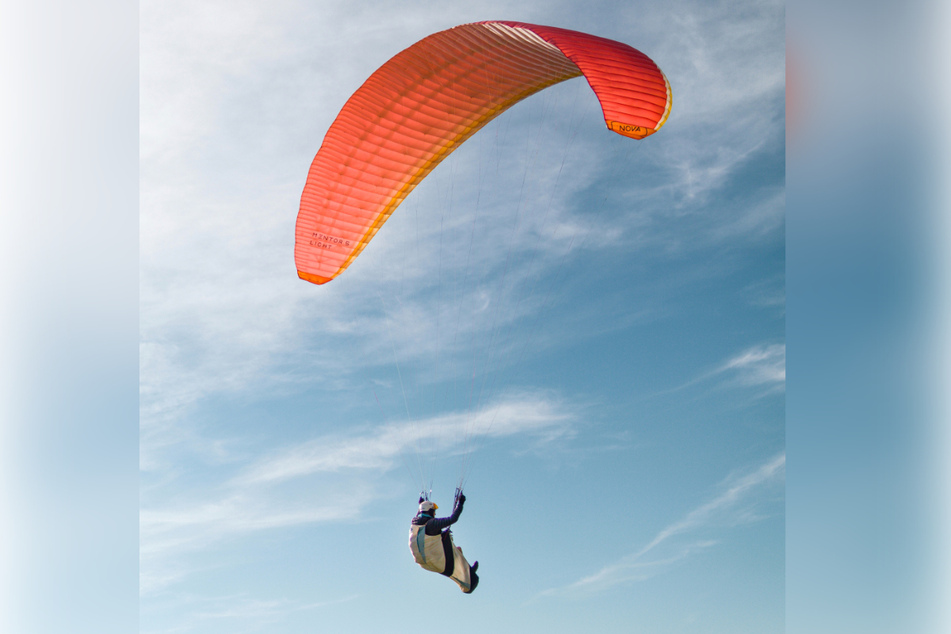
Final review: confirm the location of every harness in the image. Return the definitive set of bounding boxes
[412,516,455,576]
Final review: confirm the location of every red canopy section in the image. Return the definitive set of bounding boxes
[296,21,671,285]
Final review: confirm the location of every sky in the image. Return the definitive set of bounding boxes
[6,0,951,633]
[137,1,785,632]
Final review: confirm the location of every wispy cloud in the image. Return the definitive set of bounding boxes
[191,594,360,621]
[140,392,576,595]
[719,343,786,387]
[238,392,574,485]
[540,452,785,597]
[140,490,363,596]
[741,273,786,314]
[658,343,786,398]
[140,592,360,634]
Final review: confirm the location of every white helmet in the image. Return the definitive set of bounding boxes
[418,500,438,514]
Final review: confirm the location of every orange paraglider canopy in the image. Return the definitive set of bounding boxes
[295,21,672,285]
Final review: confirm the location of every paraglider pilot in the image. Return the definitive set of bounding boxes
[409,493,479,593]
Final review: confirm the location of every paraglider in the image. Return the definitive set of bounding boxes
[295,20,671,285]
[295,20,671,592]
[409,493,478,593]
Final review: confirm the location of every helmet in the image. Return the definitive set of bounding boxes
[418,500,438,515]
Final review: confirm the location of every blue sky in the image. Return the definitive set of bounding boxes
[139,1,785,632]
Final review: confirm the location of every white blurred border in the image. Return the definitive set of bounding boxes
[929,0,951,628]
[0,0,138,632]
[788,0,951,632]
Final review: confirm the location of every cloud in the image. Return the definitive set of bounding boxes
[191,594,360,621]
[540,452,785,597]
[238,392,574,485]
[139,490,362,596]
[719,343,786,387]
[140,592,360,634]
[657,343,786,399]
[140,391,575,595]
